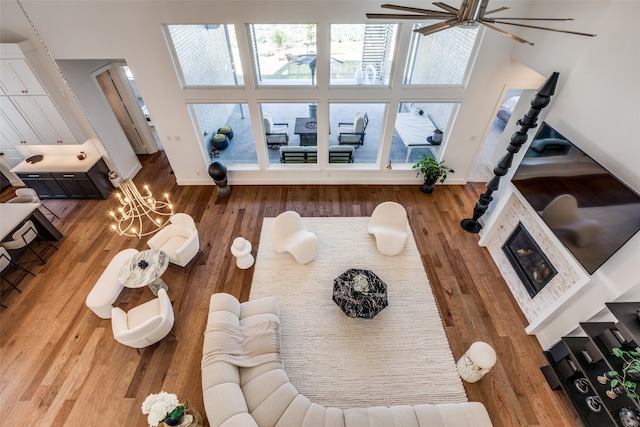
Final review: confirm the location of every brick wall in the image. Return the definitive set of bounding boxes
[169,25,238,86]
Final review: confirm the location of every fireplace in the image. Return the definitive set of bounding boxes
[502,222,557,298]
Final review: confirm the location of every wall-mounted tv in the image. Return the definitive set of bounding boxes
[511,122,640,274]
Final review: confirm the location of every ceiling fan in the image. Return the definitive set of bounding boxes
[366,0,597,46]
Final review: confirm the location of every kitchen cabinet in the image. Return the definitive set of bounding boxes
[9,96,79,144]
[542,302,640,426]
[0,96,41,144]
[0,96,79,145]
[13,156,113,199]
[0,43,81,147]
[0,58,47,96]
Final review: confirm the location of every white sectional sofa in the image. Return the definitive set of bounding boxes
[202,293,494,427]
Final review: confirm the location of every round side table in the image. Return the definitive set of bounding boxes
[230,237,254,269]
[456,341,497,383]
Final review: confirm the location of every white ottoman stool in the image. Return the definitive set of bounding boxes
[456,341,497,383]
[230,237,254,269]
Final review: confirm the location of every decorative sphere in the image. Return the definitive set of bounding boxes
[208,161,227,180]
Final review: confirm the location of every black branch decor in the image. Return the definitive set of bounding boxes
[461,72,560,233]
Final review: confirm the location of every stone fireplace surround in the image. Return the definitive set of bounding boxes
[479,188,590,338]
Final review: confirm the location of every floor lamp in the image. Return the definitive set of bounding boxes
[460,72,560,234]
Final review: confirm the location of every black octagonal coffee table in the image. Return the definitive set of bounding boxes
[333,268,388,319]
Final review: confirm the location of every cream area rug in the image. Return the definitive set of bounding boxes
[250,217,467,408]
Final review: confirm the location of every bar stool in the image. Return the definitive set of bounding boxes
[7,188,60,221]
[0,220,58,265]
[456,341,497,383]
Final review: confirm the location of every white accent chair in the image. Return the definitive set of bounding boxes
[541,194,601,247]
[368,201,409,256]
[271,211,318,264]
[86,248,139,319]
[147,213,200,267]
[264,112,289,149]
[111,287,175,350]
[6,188,59,220]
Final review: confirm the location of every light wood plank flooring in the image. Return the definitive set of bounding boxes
[0,152,580,426]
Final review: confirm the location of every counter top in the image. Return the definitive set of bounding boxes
[10,154,103,173]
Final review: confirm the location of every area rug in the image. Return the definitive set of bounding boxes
[250,217,467,408]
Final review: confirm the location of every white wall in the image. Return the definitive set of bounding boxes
[481,1,640,348]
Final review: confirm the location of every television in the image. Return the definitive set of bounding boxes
[511,122,640,274]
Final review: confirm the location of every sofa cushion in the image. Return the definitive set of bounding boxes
[240,361,284,386]
[390,405,419,427]
[202,360,239,391]
[301,403,327,427]
[326,407,346,427]
[209,293,241,317]
[275,394,313,426]
[344,406,396,427]
[240,296,279,319]
[241,313,281,326]
[250,382,299,427]
[243,369,291,411]
[204,382,251,427]
[220,413,259,427]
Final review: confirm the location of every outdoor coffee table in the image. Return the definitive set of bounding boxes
[294,117,318,146]
[119,249,169,296]
[333,268,388,319]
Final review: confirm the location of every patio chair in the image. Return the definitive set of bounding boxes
[264,112,290,149]
[338,112,368,148]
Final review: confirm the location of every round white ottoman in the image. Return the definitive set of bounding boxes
[230,237,254,269]
[456,341,497,383]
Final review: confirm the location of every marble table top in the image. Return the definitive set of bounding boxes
[118,249,169,289]
[333,268,388,319]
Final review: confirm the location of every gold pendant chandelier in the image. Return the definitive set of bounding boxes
[110,180,174,238]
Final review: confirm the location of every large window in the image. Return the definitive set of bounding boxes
[251,24,317,86]
[404,24,478,85]
[167,24,243,86]
[190,103,256,165]
[330,24,397,86]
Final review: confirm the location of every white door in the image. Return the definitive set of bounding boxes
[96,68,150,154]
[11,96,79,144]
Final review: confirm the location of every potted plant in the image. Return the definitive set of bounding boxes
[412,155,454,194]
[211,133,229,150]
[598,347,640,404]
[141,391,188,426]
[217,125,234,140]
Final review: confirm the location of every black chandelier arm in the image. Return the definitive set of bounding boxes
[461,72,559,234]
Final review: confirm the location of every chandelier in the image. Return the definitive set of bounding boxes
[109,179,174,238]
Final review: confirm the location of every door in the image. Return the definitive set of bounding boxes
[96,68,148,154]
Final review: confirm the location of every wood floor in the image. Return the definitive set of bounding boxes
[0,152,581,426]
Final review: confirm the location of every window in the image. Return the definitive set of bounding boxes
[404,24,478,85]
[330,103,385,164]
[190,103,257,165]
[261,103,317,164]
[330,24,397,86]
[390,102,458,164]
[251,24,317,86]
[167,24,243,86]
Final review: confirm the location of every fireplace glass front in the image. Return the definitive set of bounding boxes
[502,222,557,298]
